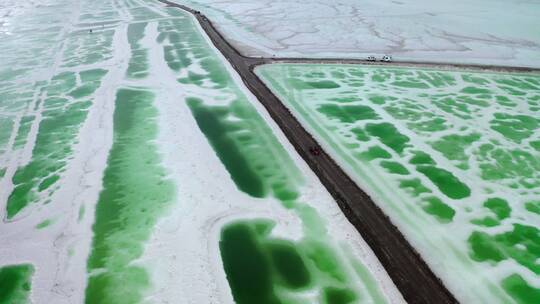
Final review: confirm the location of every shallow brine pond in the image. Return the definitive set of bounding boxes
[0,0,401,303]
[257,63,540,304]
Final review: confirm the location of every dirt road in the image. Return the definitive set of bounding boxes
[155,1,510,302]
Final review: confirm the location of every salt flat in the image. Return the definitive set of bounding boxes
[2,0,538,303]
[176,0,540,68]
[0,0,402,303]
[257,63,540,304]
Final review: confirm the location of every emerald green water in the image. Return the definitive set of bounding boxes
[318,104,379,123]
[13,115,35,149]
[85,88,175,304]
[379,161,409,175]
[187,98,266,198]
[186,95,301,202]
[0,2,103,300]
[126,22,149,79]
[220,220,367,304]
[1,1,187,303]
[323,286,358,304]
[157,15,389,304]
[421,196,455,222]
[158,17,303,204]
[6,69,107,218]
[525,201,540,215]
[365,123,409,154]
[35,219,53,229]
[219,221,282,304]
[415,165,470,199]
[502,274,540,304]
[6,1,392,301]
[0,119,14,154]
[469,224,540,275]
[490,113,538,143]
[0,264,34,304]
[269,242,311,289]
[61,30,115,68]
[431,133,480,170]
[257,63,540,303]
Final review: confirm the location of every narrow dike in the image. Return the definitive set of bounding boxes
[157,0,458,303]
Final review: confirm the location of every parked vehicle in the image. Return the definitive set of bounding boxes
[382,55,392,62]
